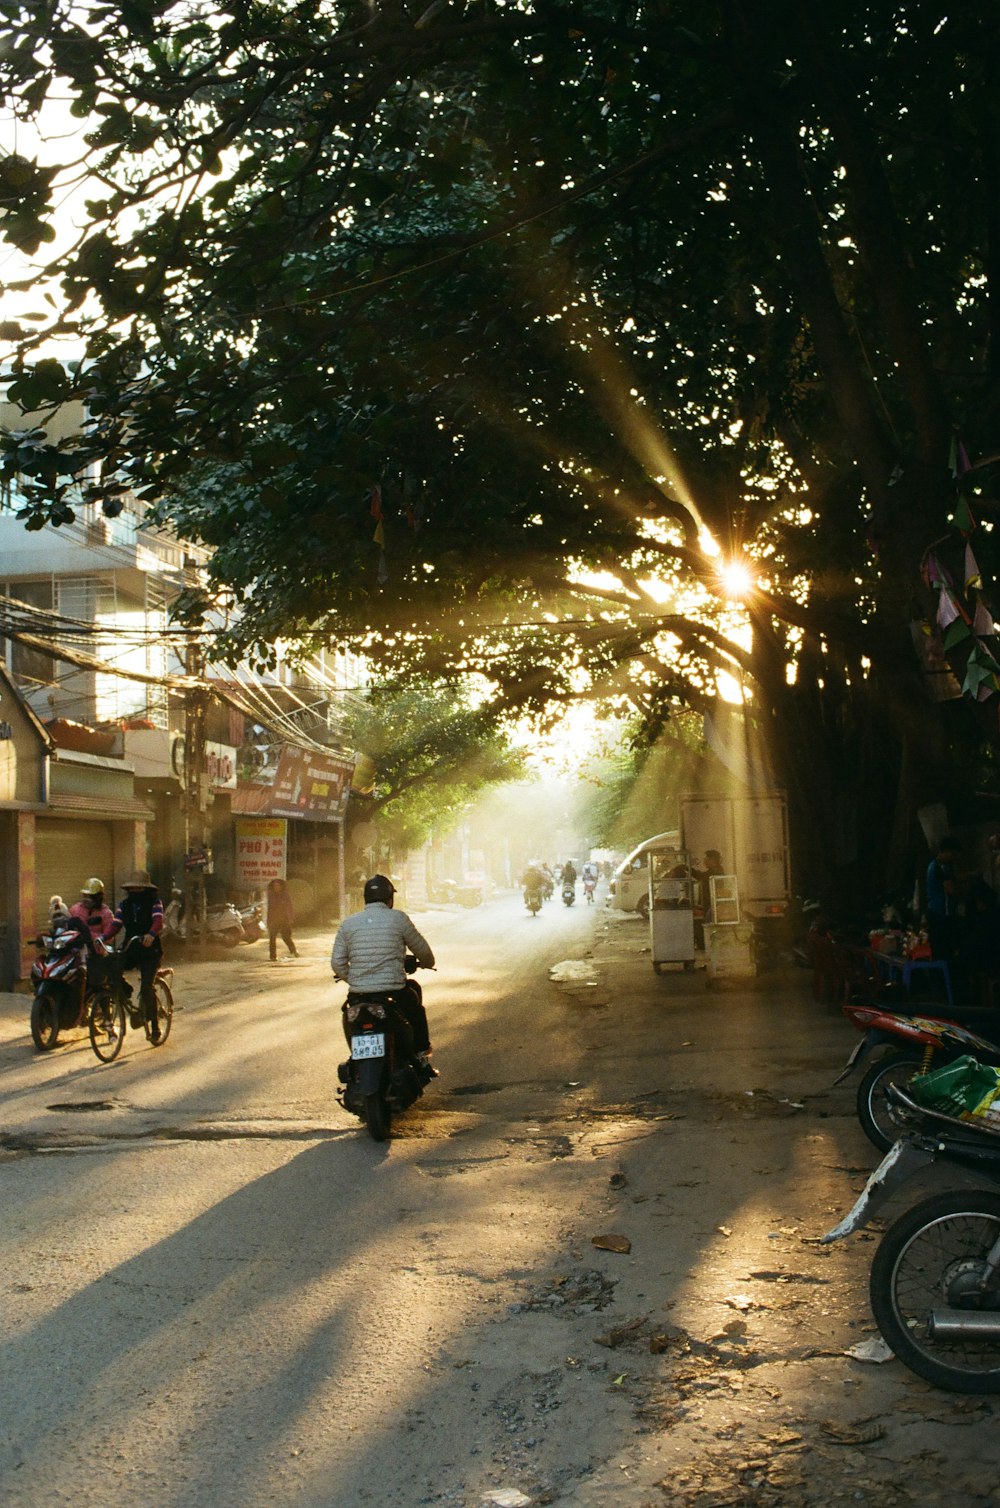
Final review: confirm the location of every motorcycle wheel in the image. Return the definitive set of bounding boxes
[146,975,174,1047]
[870,1190,1000,1393]
[30,991,61,1052]
[363,1093,390,1142]
[220,928,242,948]
[89,993,126,1063]
[856,1050,927,1152]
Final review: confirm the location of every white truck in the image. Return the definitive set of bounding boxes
[679,791,790,920]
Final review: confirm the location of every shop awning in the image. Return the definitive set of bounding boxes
[39,793,156,821]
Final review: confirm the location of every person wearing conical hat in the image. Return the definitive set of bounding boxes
[108,870,165,1043]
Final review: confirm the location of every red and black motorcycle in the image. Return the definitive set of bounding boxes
[835,999,1000,1151]
[29,924,93,1051]
[336,960,435,1141]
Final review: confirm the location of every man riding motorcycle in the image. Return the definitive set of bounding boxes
[331,874,437,1071]
[522,861,545,910]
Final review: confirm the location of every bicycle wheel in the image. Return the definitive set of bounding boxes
[88,992,126,1063]
[870,1190,1000,1392]
[146,975,173,1046]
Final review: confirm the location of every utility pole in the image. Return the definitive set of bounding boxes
[183,638,209,956]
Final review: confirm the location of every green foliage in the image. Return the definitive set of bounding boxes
[341,678,525,851]
[4,0,1000,887]
[576,712,712,852]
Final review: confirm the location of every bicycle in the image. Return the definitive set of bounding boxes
[88,957,174,1063]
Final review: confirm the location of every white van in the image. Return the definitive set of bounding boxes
[607,831,681,918]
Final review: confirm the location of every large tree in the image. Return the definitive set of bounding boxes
[341,678,525,851]
[2,0,1000,894]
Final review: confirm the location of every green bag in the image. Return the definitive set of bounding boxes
[910,1055,1000,1120]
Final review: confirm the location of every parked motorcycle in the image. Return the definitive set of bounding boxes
[336,960,436,1141]
[164,888,244,947]
[29,923,90,1050]
[428,879,482,908]
[238,901,265,944]
[28,928,138,1054]
[824,1084,1000,1392]
[835,1000,1000,1151]
[562,882,576,907]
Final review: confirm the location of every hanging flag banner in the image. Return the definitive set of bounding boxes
[910,621,962,701]
[965,543,983,592]
[943,617,971,650]
[974,600,996,637]
[937,590,961,629]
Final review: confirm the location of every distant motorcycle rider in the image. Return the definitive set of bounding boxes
[331,875,437,1068]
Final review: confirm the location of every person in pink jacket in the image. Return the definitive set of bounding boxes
[69,877,116,1024]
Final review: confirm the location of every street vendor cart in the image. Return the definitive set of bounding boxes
[649,848,696,973]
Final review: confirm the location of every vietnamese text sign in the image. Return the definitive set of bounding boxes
[235,818,287,887]
[268,747,354,822]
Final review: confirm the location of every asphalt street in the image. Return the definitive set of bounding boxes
[3,891,1000,1508]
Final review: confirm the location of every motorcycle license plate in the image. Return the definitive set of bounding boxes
[352,1032,386,1060]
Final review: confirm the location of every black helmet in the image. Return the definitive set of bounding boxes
[364,874,395,906]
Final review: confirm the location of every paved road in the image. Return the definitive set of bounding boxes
[4,895,1000,1508]
[0,893,614,1507]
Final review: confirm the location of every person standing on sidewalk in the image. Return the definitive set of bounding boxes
[266,878,298,961]
[926,835,961,969]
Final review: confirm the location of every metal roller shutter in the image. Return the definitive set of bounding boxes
[34,819,116,928]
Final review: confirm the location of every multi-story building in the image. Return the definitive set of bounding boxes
[0,404,362,981]
[0,451,211,979]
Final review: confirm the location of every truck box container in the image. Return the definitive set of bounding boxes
[679,793,789,919]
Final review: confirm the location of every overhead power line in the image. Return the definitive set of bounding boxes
[0,625,351,758]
